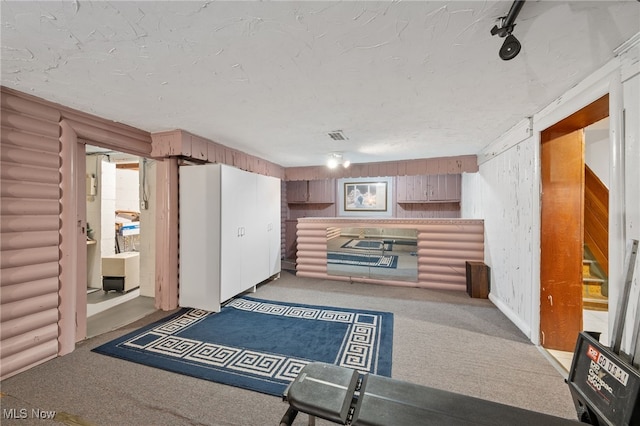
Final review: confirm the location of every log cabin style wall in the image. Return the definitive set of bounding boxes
[1,87,154,380]
[296,218,484,291]
[1,91,62,380]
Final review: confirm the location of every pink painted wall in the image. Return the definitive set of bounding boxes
[285,155,477,181]
[1,87,153,380]
[296,218,484,291]
[1,91,61,380]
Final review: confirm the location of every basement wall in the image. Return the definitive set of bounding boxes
[462,35,640,352]
[461,138,538,338]
[0,93,62,380]
[0,87,155,380]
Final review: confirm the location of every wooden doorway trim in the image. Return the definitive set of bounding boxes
[539,94,609,351]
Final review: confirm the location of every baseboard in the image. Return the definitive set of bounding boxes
[489,293,532,340]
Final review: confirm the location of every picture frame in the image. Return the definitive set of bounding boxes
[343,181,388,212]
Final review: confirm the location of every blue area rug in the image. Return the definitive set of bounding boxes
[327,252,399,268]
[340,239,393,251]
[92,296,393,396]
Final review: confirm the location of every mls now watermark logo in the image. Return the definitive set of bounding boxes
[3,408,56,420]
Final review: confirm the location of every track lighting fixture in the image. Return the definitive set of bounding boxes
[491,0,525,61]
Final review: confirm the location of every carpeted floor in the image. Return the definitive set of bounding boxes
[0,272,578,425]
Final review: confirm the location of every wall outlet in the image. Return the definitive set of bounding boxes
[141,200,148,210]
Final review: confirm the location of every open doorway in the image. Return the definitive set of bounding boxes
[84,145,156,337]
[582,117,610,342]
[540,95,610,369]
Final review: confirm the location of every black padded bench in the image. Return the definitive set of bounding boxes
[280,362,579,425]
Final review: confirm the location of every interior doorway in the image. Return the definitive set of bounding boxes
[540,129,585,352]
[84,145,156,337]
[540,95,610,367]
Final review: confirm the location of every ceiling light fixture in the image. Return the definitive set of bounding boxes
[327,153,350,169]
[490,0,525,61]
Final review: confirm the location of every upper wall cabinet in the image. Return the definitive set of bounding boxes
[286,179,335,204]
[396,174,461,203]
[286,180,309,203]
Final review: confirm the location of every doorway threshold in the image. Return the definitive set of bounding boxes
[543,348,573,376]
[87,295,156,338]
[88,288,141,317]
[542,309,609,377]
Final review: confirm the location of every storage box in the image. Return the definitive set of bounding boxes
[119,222,140,236]
[101,252,140,292]
[465,261,490,299]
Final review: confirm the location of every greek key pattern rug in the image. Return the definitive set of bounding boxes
[327,252,399,268]
[340,239,394,251]
[92,296,393,396]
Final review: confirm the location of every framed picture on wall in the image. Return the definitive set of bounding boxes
[344,181,388,212]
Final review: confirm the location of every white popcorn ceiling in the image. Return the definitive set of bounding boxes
[1,1,638,167]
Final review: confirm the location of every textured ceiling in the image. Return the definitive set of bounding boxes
[1,1,638,167]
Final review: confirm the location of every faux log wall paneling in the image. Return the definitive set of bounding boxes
[295,218,484,290]
[1,91,61,380]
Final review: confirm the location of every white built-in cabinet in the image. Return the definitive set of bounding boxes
[179,163,281,311]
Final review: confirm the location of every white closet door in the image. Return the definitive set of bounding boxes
[238,170,263,291]
[219,165,245,301]
[260,175,281,276]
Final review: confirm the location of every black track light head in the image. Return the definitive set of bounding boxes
[491,0,526,61]
[499,34,522,60]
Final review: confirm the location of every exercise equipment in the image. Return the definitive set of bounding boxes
[280,362,579,425]
[567,239,640,425]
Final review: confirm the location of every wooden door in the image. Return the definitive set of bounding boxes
[540,129,585,351]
